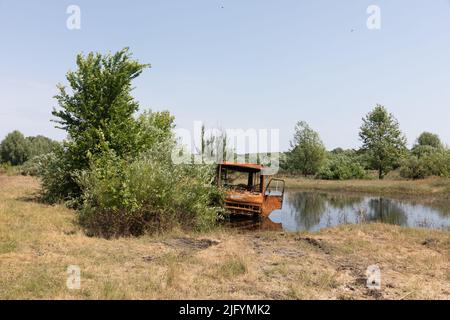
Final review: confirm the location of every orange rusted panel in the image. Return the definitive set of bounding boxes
[261,195,283,217]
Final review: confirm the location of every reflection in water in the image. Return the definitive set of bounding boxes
[264,191,450,232]
[224,216,282,231]
[287,192,326,230]
[366,198,407,225]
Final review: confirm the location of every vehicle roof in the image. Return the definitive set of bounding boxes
[219,162,263,171]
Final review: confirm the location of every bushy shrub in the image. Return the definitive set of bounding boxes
[317,154,366,180]
[0,131,30,165]
[400,150,450,179]
[399,156,427,180]
[38,147,82,205]
[77,146,223,237]
[26,135,60,159]
[0,131,60,167]
[38,48,224,237]
[20,154,50,176]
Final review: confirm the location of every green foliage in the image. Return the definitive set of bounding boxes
[136,110,175,151]
[317,153,366,180]
[359,105,407,179]
[415,132,443,149]
[18,136,61,176]
[285,121,326,176]
[0,162,20,175]
[399,156,426,179]
[400,132,450,179]
[39,48,223,236]
[49,48,150,200]
[20,154,49,176]
[77,148,223,237]
[26,135,60,158]
[38,147,80,204]
[400,150,450,179]
[0,130,60,169]
[0,131,30,165]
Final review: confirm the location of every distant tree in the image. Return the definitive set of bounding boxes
[286,121,326,176]
[412,132,444,158]
[0,130,30,165]
[359,105,407,179]
[26,135,60,158]
[415,132,443,149]
[330,147,344,154]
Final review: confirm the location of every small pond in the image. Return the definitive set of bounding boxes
[228,191,450,232]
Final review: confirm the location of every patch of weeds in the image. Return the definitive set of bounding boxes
[101,280,128,300]
[16,267,63,299]
[160,252,183,288]
[0,240,17,254]
[215,254,247,279]
[301,270,337,289]
[286,285,309,299]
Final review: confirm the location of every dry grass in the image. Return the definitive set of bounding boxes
[0,175,449,300]
[283,176,450,197]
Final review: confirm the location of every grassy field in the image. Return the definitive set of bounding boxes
[282,176,450,197]
[0,175,449,299]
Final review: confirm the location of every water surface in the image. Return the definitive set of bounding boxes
[231,191,450,232]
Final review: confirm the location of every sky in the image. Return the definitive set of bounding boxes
[1,0,450,151]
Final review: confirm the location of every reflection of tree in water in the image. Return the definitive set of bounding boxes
[326,193,363,210]
[376,198,450,219]
[418,201,450,218]
[288,192,327,230]
[367,198,408,226]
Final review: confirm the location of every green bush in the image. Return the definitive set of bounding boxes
[38,147,82,205]
[20,154,49,176]
[400,150,450,179]
[0,131,60,167]
[26,135,60,159]
[38,48,224,237]
[399,156,427,180]
[77,147,223,237]
[0,131,30,165]
[317,154,366,180]
[0,162,20,175]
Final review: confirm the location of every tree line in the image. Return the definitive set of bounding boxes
[0,131,59,166]
[283,105,450,180]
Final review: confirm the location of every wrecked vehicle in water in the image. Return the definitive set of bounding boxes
[217,162,285,217]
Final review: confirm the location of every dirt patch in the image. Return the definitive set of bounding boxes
[163,237,220,251]
[295,236,331,254]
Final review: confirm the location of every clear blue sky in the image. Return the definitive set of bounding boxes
[1,0,450,151]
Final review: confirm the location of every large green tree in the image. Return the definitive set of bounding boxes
[0,130,30,165]
[286,121,326,176]
[52,48,149,167]
[359,105,407,179]
[49,48,150,200]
